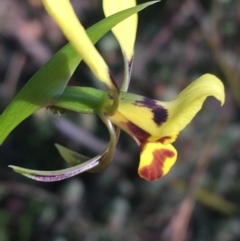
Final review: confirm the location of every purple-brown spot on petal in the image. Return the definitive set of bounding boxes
[127,121,150,142]
[108,92,113,100]
[128,57,133,74]
[109,72,119,93]
[158,136,171,144]
[135,97,156,107]
[135,97,168,126]
[138,149,175,181]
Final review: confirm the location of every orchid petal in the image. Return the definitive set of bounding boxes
[90,112,118,172]
[8,111,117,181]
[43,0,119,114]
[55,143,90,166]
[110,74,225,143]
[54,112,118,173]
[8,157,100,182]
[103,0,138,60]
[138,142,177,181]
[103,0,141,91]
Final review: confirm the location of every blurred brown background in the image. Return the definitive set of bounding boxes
[0,0,240,240]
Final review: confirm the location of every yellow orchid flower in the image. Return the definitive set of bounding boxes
[9,74,225,182]
[6,1,225,183]
[109,74,225,181]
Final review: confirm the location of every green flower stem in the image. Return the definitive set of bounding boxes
[51,87,112,114]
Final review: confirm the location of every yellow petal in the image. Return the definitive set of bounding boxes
[112,74,225,142]
[103,0,137,60]
[43,0,117,94]
[109,110,150,144]
[158,74,225,139]
[138,142,177,181]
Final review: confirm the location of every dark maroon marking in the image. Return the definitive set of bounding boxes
[135,98,156,107]
[127,121,150,142]
[135,97,168,126]
[109,72,119,93]
[139,148,175,181]
[108,92,113,100]
[128,57,133,74]
[157,136,171,144]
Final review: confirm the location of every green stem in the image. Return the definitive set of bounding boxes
[51,86,111,114]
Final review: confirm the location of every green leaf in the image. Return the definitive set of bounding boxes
[0,1,159,144]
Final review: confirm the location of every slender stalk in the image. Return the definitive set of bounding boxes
[52,87,109,114]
